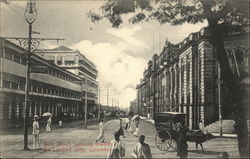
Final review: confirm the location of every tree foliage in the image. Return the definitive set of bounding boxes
[88,0,249,29]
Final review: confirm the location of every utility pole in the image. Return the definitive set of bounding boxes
[107,87,109,107]
[218,63,222,136]
[112,98,114,110]
[98,84,101,120]
[84,75,88,129]
[118,100,119,110]
[3,0,64,150]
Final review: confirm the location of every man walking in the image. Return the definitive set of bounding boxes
[96,119,105,143]
[131,135,152,159]
[32,115,40,150]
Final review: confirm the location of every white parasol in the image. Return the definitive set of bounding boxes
[42,112,52,117]
[131,115,139,121]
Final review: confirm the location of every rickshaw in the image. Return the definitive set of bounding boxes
[154,112,186,151]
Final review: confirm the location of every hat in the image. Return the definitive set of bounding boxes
[139,135,145,140]
[34,115,39,119]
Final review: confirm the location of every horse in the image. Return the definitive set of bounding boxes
[186,131,216,153]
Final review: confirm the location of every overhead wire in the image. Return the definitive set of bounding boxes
[4,3,24,18]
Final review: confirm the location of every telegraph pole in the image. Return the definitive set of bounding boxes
[218,63,222,136]
[107,87,109,107]
[98,84,101,120]
[3,0,63,150]
[84,75,88,129]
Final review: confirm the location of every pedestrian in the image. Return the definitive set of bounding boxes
[199,120,207,134]
[124,117,129,130]
[107,131,126,158]
[131,135,152,159]
[46,115,52,132]
[59,120,63,128]
[128,117,133,133]
[96,119,105,143]
[173,120,188,159]
[32,115,40,150]
[118,118,125,138]
[133,116,140,137]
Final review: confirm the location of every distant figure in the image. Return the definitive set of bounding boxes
[124,117,129,130]
[96,119,105,143]
[217,151,229,159]
[107,131,126,159]
[118,118,125,138]
[128,117,133,133]
[32,115,40,150]
[199,120,207,134]
[133,116,140,137]
[59,120,63,128]
[132,135,152,159]
[46,116,52,132]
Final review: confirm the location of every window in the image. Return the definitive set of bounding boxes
[21,57,27,65]
[11,82,18,89]
[3,81,11,88]
[5,50,12,61]
[13,54,21,63]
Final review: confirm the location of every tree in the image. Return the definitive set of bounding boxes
[88,0,249,157]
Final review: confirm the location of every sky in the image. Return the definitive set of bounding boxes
[0,0,207,108]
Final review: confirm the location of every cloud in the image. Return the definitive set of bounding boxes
[106,26,149,49]
[71,26,147,108]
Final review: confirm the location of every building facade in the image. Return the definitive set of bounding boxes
[0,39,98,126]
[35,46,98,112]
[137,28,249,129]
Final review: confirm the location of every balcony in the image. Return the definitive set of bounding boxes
[30,73,82,92]
[0,58,26,78]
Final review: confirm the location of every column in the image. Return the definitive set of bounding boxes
[34,101,37,115]
[8,101,12,120]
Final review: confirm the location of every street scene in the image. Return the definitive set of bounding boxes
[0,0,249,158]
[1,118,239,158]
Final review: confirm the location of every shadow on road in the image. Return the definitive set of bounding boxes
[188,149,220,155]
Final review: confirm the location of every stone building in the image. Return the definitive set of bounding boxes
[0,38,98,126]
[35,46,98,112]
[137,28,249,129]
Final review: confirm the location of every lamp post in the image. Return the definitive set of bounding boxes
[218,63,222,136]
[3,1,64,150]
[23,0,37,150]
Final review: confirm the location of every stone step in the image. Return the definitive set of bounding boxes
[205,120,235,134]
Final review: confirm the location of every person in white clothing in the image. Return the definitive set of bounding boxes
[46,116,52,132]
[96,119,105,143]
[107,131,126,158]
[32,115,40,150]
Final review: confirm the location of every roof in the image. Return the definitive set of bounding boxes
[50,46,73,51]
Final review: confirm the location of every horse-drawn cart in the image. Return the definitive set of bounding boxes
[154,112,186,151]
[154,112,214,152]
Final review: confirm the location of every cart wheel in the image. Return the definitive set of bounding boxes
[170,139,177,150]
[155,130,172,151]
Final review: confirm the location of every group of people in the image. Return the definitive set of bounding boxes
[96,116,152,158]
[107,131,152,159]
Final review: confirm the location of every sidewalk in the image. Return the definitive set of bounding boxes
[141,117,237,138]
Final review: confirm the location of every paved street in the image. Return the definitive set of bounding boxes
[1,119,239,158]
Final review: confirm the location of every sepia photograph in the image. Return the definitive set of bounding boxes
[0,0,249,158]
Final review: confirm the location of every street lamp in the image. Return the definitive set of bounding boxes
[3,1,64,150]
[23,0,37,150]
